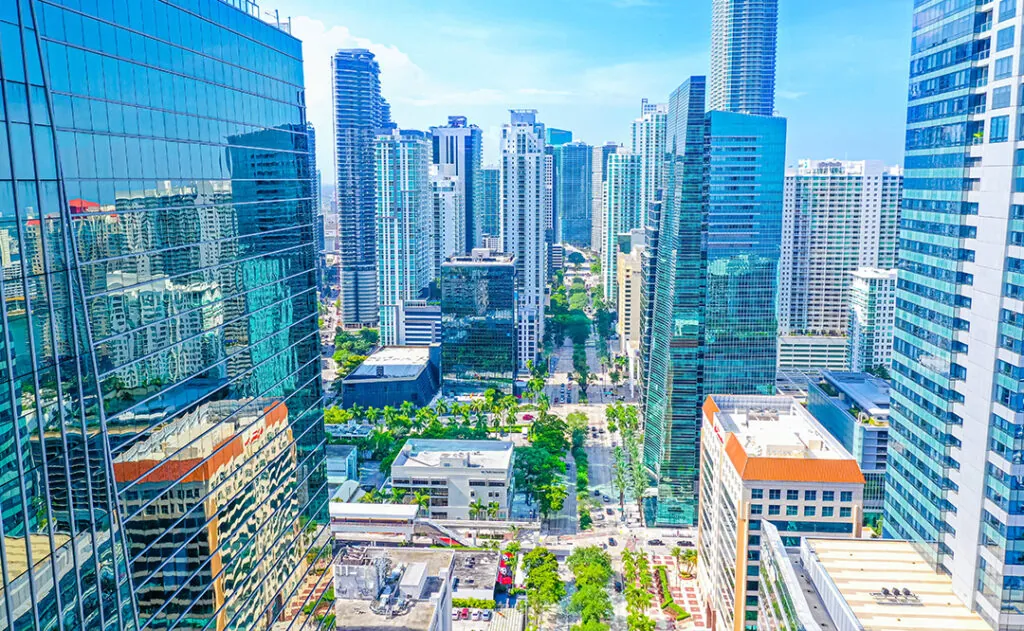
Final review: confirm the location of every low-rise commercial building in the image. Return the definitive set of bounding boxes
[697,395,865,631]
[397,299,442,346]
[326,444,359,496]
[341,345,440,409]
[391,440,515,520]
[450,551,501,601]
[757,521,989,631]
[806,370,889,518]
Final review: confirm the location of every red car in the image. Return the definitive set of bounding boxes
[523,414,534,421]
[460,608,469,620]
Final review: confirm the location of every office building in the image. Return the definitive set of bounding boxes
[807,371,890,517]
[429,167,465,283]
[478,166,501,240]
[554,141,594,247]
[390,440,515,520]
[778,159,902,370]
[546,128,573,146]
[617,230,646,348]
[333,547,454,631]
[776,335,849,372]
[886,8,1024,628]
[375,129,432,346]
[591,142,619,255]
[551,243,565,271]
[697,395,864,631]
[431,116,482,251]
[396,299,442,346]
[334,48,386,326]
[848,267,897,372]
[500,110,547,370]
[544,148,555,253]
[340,346,441,409]
[601,150,642,303]
[708,0,778,115]
[757,523,990,631]
[441,251,517,395]
[0,2,328,629]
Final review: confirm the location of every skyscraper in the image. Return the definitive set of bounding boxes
[591,142,620,255]
[0,1,327,629]
[848,268,897,373]
[430,167,466,280]
[708,0,779,116]
[430,116,482,251]
[633,102,668,216]
[554,141,593,247]
[334,48,385,326]
[375,129,432,346]
[601,151,642,303]
[886,5,1021,626]
[778,159,902,371]
[479,166,501,240]
[500,110,547,371]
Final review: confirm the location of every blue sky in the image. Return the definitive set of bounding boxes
[285,0,913,172]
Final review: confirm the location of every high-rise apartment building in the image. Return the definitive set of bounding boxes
[430,116,482,251]
[887,4,1024,628]
[617,230,646,347]
[708,0,778,116]
[778,159,902,370]
[0,1,328,629]
[601,151,642,303]
[441,251,518,395]
[334,48,386,326]
[633,102,668,216]
[429,166,465,284]
[848,267,897,372]
[591,142,619,255]
[554,141,593,247]
[697,395,864,631]
[376,129,432,345]
[478,167,501,240]
[500,110,547,370]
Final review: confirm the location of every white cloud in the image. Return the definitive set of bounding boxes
[777,89,807,100]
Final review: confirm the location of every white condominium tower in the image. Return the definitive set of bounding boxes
[601,150,642,304]
[429,166,465,281]
[633,101,668,215]
[591,142,619,256]
[500,110,547,370]
[375,129,432,346]
[778,159,902,370]
[848,267,897,373]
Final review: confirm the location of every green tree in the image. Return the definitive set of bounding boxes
[413,491,431,515]
[612,447,629,512]
[538,482,568,521]
[390,488,407,504]
[487,501,500,521]
[469,498,487,520]
[681,549,697,576]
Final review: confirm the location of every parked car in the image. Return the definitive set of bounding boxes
[470,610,481,621]
[482,611,492,621]
[602,495,611,502]
[459,608,469,619]
[593,490,601,497]
[614,580,623,592]
[606,508,614,515]
[452,610,459,620]
[608,537,617,546]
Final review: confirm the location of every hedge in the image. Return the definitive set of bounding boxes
[452,598,496,610]
[655,565,690,620]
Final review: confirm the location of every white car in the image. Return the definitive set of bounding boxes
[470,610,481,621]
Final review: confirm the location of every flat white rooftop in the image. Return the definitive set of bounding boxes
[348,346,430,380]
[822,370,890,421]
[393,439,514,471]
[330,502,419,521]
[709,395,849,461]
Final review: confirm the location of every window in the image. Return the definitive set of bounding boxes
[1002,0,1017,21]
[786,490,799,501]
[840,491,853,502]
[996,56,1014,79]
[769,489,781,500]
[822,491,835,502]
[839,507,852,518]
[750,504,763,515]
[751,488,763,499]
[998,26,1016,51]
[804,506,817,517]
[768,505,780,515]
[822,506,834,517]
[786,506,798,516]
[992,115,1010,142]
[994,85,1013,108]
[748,535,760,546]
[804,490,817,501]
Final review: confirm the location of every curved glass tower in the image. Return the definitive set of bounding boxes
[0,1,328,629]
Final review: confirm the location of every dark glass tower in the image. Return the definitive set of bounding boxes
[0,1,328,630]
[554,141,593,247]
[332,49,384,326]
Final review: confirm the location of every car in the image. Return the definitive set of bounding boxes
[614,580,623,592]
[681,540,695,547]
[460,608,469,620]
[482,611,492,621]
[601,543,608,549]
[452,610,459,620]
[649,538,665,546]
[523,414,535,421]
[590,426,597,431]
[608,537,617,546]
[593,490,601,497]
[470,610,481,621]
[598,428,605,434]
[606,508,614,515]
[602,495,611,502]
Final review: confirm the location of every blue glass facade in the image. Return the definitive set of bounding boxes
[554,141,592,247]
[0,1,328,629]
[708,0,778,116]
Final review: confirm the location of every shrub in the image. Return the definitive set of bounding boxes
[579,510,593,530]
[452,598,496,610]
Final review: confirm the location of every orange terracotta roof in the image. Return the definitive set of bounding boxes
[724,433,865,484]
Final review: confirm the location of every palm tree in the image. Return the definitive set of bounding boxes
[487,501,500,521]
[390,488,407,504]
[435,399,449,417]
[350,403,364,423]
[365,407,380,425]
[413,491,431,516]
[681,549,697,577]
[359,489,381,504]
[399,400,415,419]
[508,524,522,540]
[469,498,487,520]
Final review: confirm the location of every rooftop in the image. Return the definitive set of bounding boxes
[803,538,990,631]
[329,502,419,521]
[451,550,500,596]
[821,370,890,422]
[326,444,357,460]
[444,249,515,265]
[393,439,514,471]
[852,267,898,281]
[704,395,864,484]
[346,346,431,381]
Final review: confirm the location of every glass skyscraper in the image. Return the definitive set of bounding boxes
[0,1,328,630]
[332,49,384,327]
[886,1,1024,628]
[708,0,778,116]
[554,141,592,247]
[478,167,500,241]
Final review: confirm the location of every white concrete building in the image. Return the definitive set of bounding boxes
[591,142,619,256]
[396,299,441,346]
[500,110,547,370]
[632,101,667,217]
[848,267,897,372]
[601,150,642,304]
[776,335,849,373]
[390,439,515,521]
[697,395,864,631]
[375,129,432,346]
[429,166,465,284]
[778,159,902,371]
